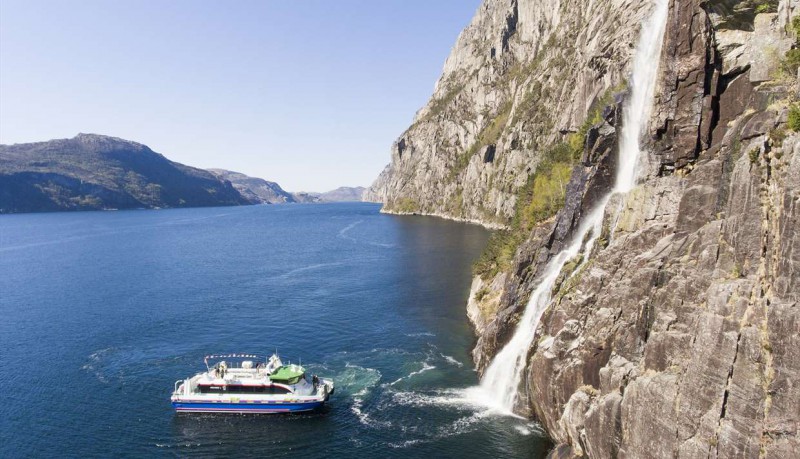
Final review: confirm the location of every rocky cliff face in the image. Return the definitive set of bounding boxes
[318,186,368,202]
[365,0,653,226]
[465,1,800,458]
[370,0,800,457]
[290,187,368,203]
[207,168,295,204]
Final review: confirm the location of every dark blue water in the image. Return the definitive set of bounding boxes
[0,203,549,458]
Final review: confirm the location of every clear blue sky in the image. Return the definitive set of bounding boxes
[0,0,481,191]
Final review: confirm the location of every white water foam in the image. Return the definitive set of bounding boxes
[388,362,436,386]
[352,387,393,429]
[514,422,547,436]
[514,424,532,435]
[385,407,499,448]
[475,0,669,413]
[351,380,540,444]
[337,364,392,429]
[440,353,464,367]
[405,332,436,337]
[81,347,117,383]
[388,439,426,449]
[389,387,524,422]
[390,388,481,409]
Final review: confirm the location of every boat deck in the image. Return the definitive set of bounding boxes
[171,354,334,413]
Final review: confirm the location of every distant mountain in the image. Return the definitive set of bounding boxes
[207,168,295,204]
[204,171,365,204]
[319,186,367,202]
[290,187,367,203]
[290,191,322,203]
[0,134,249,213]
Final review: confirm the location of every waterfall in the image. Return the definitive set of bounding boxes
[476,0,669,413]
[616,0,669,193]
[478,203,608,412]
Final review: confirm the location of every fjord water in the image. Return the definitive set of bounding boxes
[0,203,549,458]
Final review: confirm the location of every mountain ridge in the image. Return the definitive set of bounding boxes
[206,168,296,204]
[0,134,366,213]
[0,133,248,213]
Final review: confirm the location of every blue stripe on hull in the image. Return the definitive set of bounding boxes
[173,401,324,413]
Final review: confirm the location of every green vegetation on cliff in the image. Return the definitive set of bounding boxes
[781,17,800,76]
[788,105,800,131]
[473,140,581,278]
[393,197,420,213]
[473,86,620,279]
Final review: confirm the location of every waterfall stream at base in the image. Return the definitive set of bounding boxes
[473,0,669,414]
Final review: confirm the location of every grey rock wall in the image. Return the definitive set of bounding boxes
[365,0,653,227]
[466,1,800,457]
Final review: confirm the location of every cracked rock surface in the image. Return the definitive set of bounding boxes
[466,1,800,457]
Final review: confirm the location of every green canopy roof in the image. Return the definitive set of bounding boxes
[270,365,305,385]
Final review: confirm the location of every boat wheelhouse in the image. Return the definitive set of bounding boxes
[171,353,334,414]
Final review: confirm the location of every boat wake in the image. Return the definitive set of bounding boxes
[336,219,397,248]
[318,362,389,428]
[405,331,436,337]
[368,241,397,248]
[82,347,116,383]
[278,262,344,279]
[0,211,240,254]
[440,353,464,367]
[337,220,363,242]
[387,362,436,386]
[82,346,190,386]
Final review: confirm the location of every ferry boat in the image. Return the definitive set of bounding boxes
[171,353,334,413]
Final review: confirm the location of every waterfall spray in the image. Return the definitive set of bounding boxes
[477,0,669,413]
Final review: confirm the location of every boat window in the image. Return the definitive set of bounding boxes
[226,385,266,394]
[198,384,291,395]
[198,385,226,394]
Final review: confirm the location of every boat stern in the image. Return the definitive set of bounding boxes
[319,377,335,400]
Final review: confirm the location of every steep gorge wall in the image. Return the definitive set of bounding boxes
[365,0,653,227]
[466,0,800,457]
